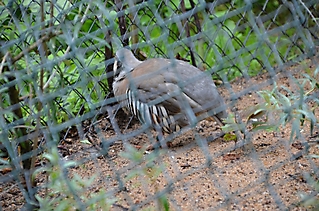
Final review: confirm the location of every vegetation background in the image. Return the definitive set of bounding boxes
[0,0,319,210]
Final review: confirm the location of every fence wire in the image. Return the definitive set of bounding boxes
[1,0,319,210]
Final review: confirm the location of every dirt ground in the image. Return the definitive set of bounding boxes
[1,58,319,210]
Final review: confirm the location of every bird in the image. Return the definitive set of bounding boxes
[112,48,227,146]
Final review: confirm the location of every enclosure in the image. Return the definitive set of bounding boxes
[1,0,319,210]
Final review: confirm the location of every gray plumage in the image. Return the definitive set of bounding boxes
[113,48,227,133]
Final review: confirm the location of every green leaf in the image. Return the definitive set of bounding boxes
[276,91,291,108]
[258,90,272,105]
[223,133,237,142]
[62,160,78,169]
[251,124,278,132]
[80,139,91,145]
[119,144,144,162]
[43,148,60,164]
[242,104,268,122]
[159,195,170,211]
[222,113,246,133]
[296,109,316,122]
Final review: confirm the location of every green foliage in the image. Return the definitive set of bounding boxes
[1,0,317,209]
[223,132,238,142]
[227,69,319,141]
[0,0,306,131]
[0,1,110,128]
[34,147,116,210]
[264,78,316,138]
[222,113,245,133]
[222,67,319,209]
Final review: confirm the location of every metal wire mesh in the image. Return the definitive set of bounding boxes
[1,0,319,210]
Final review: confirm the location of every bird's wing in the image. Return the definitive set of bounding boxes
[128,73,183,115]
[113,48,227,129]
[126,58,226,118]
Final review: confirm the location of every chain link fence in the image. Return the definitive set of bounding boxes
[1,0,319,210]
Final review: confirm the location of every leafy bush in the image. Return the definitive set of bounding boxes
[34,147,116,210]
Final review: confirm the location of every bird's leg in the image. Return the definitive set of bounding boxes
[145,126,172,151]
[156,133,173,148]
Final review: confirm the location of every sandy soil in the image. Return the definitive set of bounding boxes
[1,58,319,210]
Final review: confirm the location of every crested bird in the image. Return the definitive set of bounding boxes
[113,48,227,147]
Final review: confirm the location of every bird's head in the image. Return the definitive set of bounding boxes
[113,48,142,80]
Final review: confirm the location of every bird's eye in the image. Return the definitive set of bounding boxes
[117,61,122,69]
[113,59,123,77]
